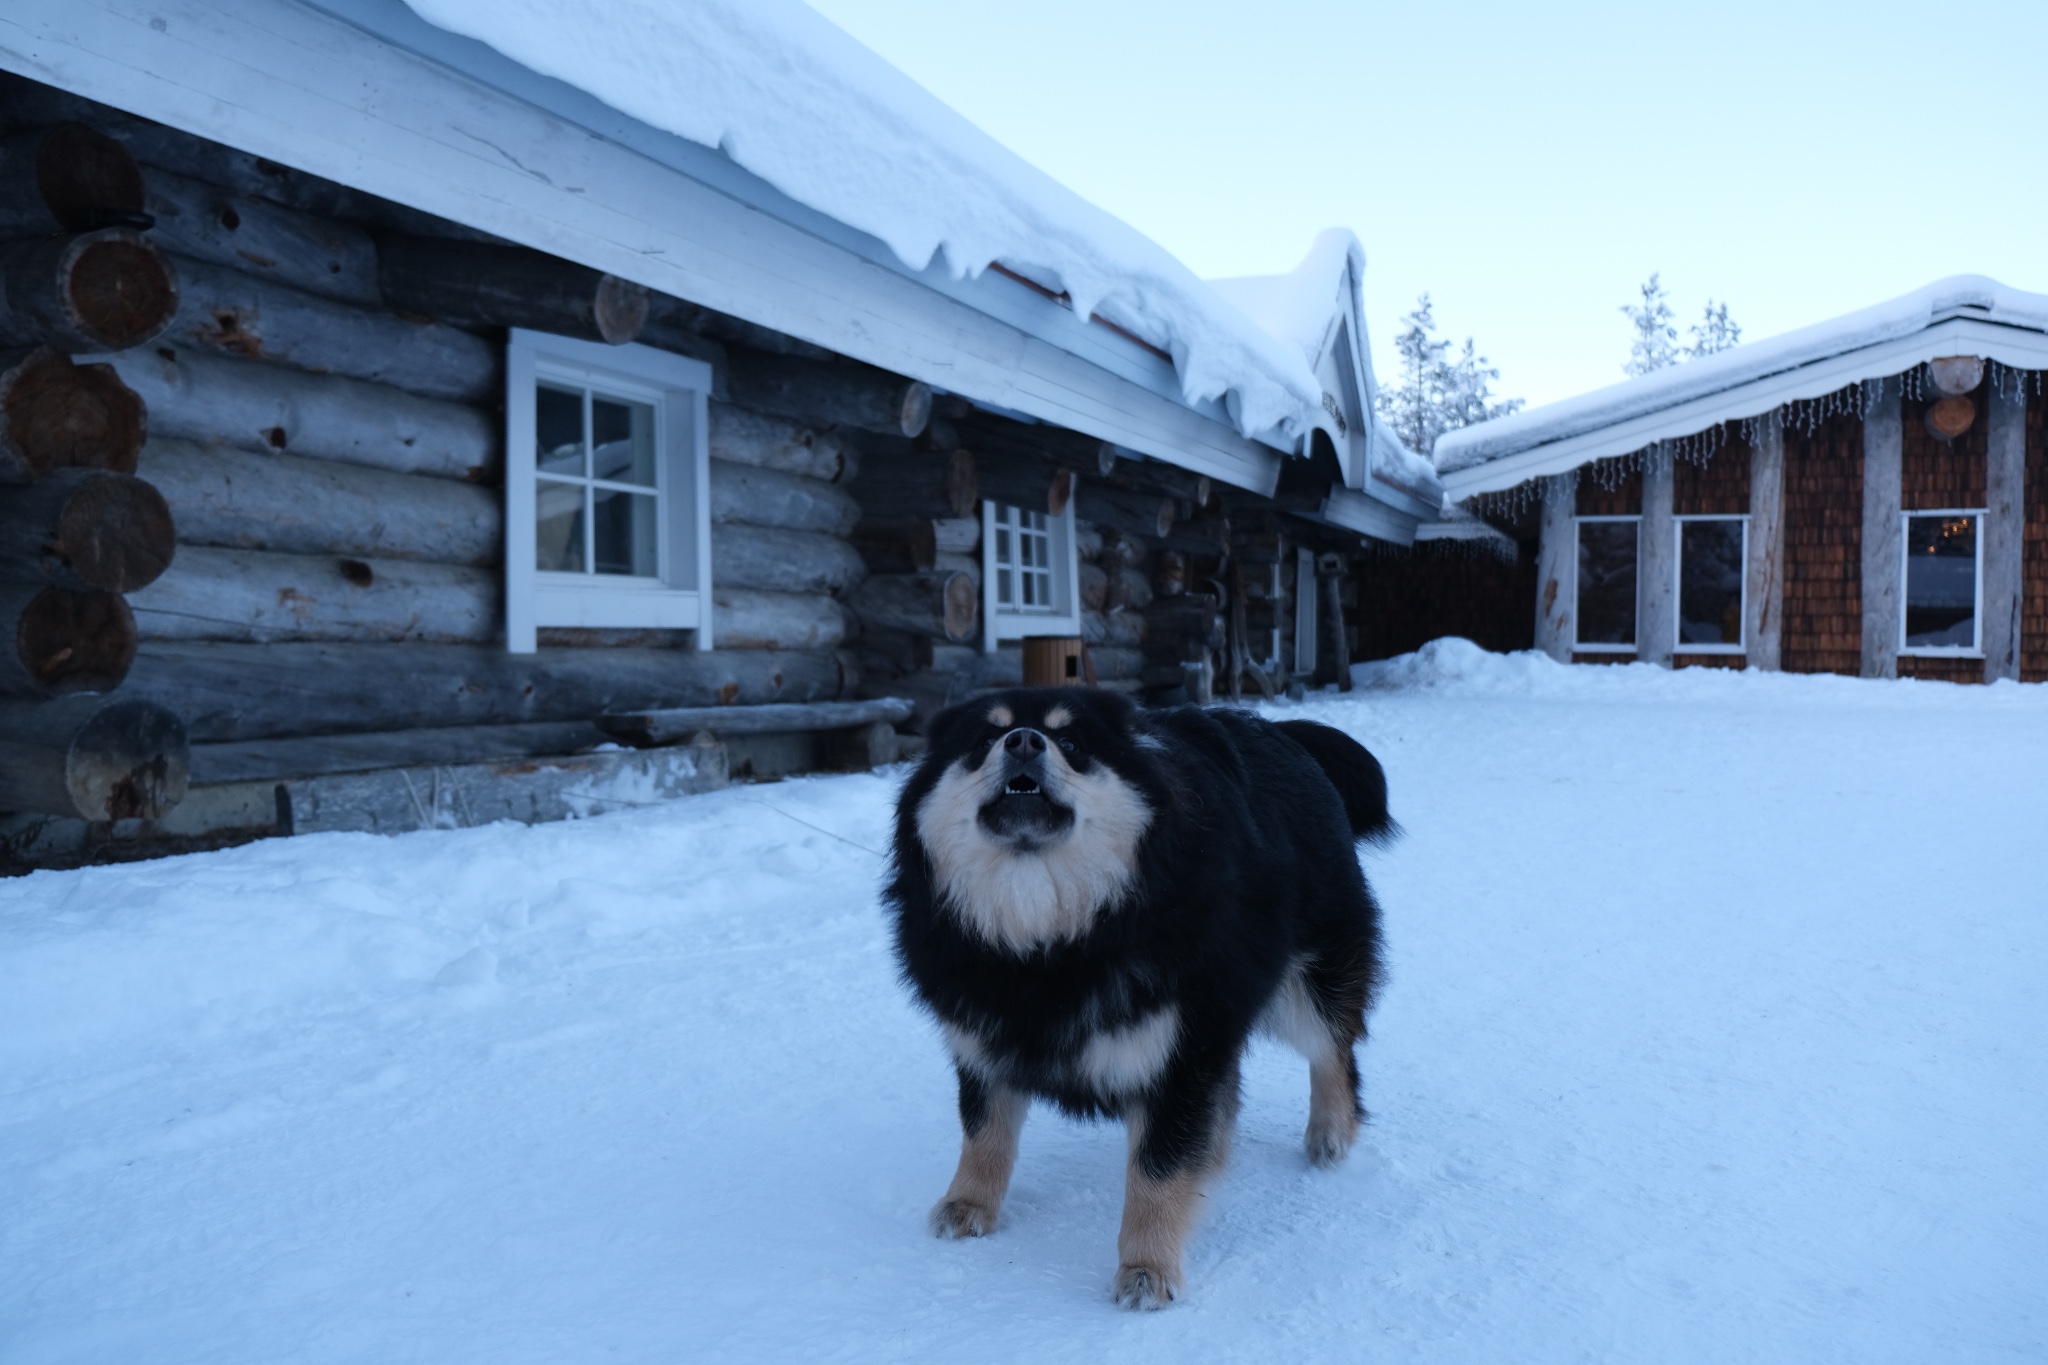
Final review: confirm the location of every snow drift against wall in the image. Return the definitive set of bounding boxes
[397,0,1324,446]
[1435,275,2048,475]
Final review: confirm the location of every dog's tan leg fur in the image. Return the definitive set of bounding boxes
[930,1084,1028,1238]
[1305,1048,1360,1167]
[1114,1076,1239,1310]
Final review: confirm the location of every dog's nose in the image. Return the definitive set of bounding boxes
[1004,727,1046,757]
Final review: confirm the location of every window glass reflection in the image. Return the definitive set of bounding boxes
[1576,520,1638,647]
[1678,519,1744,646]
[1904,514,1978,649]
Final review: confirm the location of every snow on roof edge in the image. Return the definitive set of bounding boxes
[396,0,1326,446]
[1209,230,1444,499]
[1434,275,2048,476]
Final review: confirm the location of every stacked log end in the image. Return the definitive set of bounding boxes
[0,122,187,820]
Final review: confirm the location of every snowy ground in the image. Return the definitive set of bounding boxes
[4,642,2044,1363]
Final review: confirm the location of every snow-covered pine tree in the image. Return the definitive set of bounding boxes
[1621,273,1681,376]
[1687,300,1742,358]
[1375,293,1523,457]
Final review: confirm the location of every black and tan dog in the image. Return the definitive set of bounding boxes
[887,687,1391,1309]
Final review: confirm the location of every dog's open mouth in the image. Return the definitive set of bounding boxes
[980,774,1074,843]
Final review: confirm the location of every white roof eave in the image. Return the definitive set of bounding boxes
[1442,315,2048,501]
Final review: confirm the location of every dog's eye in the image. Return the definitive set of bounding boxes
[1055,736,1077,754]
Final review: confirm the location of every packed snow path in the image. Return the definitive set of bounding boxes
[4,643,2044,1363]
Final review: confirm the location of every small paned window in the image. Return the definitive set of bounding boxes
[505,328,713,654]
[1902,512,1982,653]
[982,498,1082,649]
[1575,517,1638,651]
[1677,517,1746,651]
[534,382,660,578]
[992,504,1056,612]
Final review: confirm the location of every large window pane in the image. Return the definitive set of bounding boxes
[1576,520,1638,647]
[1678,519,1745,647]
[536,384,584,476]
[1904,514,1978,649]
[535,478,584,572]
[590,396,657,487]
[591,486,659,577]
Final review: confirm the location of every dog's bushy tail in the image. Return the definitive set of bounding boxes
[1274,720,1399,846]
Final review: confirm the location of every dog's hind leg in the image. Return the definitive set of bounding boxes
[1305,1040,1362,1168]
[1114,1055,1240,1310]
[931,1070,1028,1239]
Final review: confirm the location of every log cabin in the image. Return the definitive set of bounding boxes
[0,0,1441,869]
[1428,279,2048,683]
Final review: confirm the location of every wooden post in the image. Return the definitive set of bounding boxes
[1860,377,1904,679]
[1317,552,1352,692]
[0,694,189,821]
[1745,412,1786,671]
[0,585,137,696]
[0,229,180,352]
[1982,379,2026,683]
[1534,471,1577,661]
[376,236,649,344]
[0,468,176,592]
[1637,444,1676,666]
[0,348,148,483]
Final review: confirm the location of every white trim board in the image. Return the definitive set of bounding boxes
[1443,317,2048,500]
[0,0,1287,496]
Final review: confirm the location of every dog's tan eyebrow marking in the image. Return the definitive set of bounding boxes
[987,704,1013,728]
[1044,705,1073,730]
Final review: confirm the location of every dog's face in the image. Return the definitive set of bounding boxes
[910,688,1157,953]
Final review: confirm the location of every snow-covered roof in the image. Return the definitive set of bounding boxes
[1210,231,1444,508]
[1438,275,2048,499]
[398,0,1326,451]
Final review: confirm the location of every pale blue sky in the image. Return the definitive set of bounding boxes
[805,0,2048,408]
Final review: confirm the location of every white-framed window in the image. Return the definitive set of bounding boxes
[1574,515,1639,653]
[504,328,713,654]
[1675,515,1747,653]
[1901,510,1983,656]
[982,499,1081,650]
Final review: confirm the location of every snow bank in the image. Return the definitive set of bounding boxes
[1435,274,2048,474]
[5,660,2045,1360]
[397,0,1323,445]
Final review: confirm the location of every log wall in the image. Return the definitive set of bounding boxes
[1354,544,1537,660]
[0,74,899,781]
[1780,410,1866,676]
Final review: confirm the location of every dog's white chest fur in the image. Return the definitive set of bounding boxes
[915,753,1151,953]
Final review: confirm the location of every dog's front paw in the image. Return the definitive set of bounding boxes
[1305,1116,1357,1168]
[930,1197,999,1239]
[1112,1261,1183,1310]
